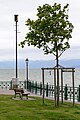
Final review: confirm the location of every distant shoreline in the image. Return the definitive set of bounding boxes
[0,59,80,68]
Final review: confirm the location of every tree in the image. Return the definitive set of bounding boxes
[20,3,74,107]
[20,3,74,67]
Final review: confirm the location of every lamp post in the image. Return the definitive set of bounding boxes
[14,15,18,78]
[25,58,29,90]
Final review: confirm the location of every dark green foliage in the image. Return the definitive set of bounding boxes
[20,3,73,57]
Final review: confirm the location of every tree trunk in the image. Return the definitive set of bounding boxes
[56,49,59,107]
[56,49,59,67]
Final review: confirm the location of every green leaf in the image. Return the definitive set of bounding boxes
[19,3,74,58]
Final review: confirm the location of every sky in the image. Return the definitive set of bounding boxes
[0,0,80,61]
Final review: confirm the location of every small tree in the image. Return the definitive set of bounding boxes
[20,3,74,67]
[20,3,74,107]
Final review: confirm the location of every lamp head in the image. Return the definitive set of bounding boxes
[14,15,18,22]
[25,58,29,63]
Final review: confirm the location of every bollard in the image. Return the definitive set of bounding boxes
[77,85,80,102]
[64,84,68,100]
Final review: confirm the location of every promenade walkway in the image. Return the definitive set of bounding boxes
[0,89,40,97]
[0,89,80,104]
[0,89,14,95]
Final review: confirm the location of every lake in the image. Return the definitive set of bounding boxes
[0,68,80,87]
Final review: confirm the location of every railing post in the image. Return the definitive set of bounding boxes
[40,82,42,96]
[24,80,26,89]
[31,81,33,92]
[35,81,37,94]
[32,81,34,93]
[46,83,48,97]
[28,81,31,92]
[70,87,72,101]
[10,80,12,89]
[77,85,80,102]
[27,80,29,91]
[64,84,68,100]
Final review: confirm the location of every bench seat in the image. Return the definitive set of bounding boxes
[14,88,30,99]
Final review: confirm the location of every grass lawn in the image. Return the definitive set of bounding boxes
[0,95,80,120]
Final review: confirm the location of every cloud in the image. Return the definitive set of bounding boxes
[60,46,80,60]
[0,0,80,61]
[0,45,79,61]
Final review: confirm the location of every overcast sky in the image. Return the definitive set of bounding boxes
[0,0,80,61]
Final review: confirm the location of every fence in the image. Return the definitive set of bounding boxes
[27,80,80,102]
[0,80,80,102]
[0,81,25,89]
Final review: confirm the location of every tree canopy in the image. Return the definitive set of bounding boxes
[20,4,74,107]
[20,3,74,63]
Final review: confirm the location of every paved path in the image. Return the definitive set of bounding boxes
[0,89,14,95]
[0,89,40,97]
[0,89,80,104]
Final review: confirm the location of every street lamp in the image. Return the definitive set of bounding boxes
[25,58,29,90]
[14,15,18,78]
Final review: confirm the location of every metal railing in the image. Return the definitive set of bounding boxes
[0,80,80,102]
[27,80,80,102]
[0,80,25,89]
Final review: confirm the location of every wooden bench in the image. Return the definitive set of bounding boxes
[14,88,30,99]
